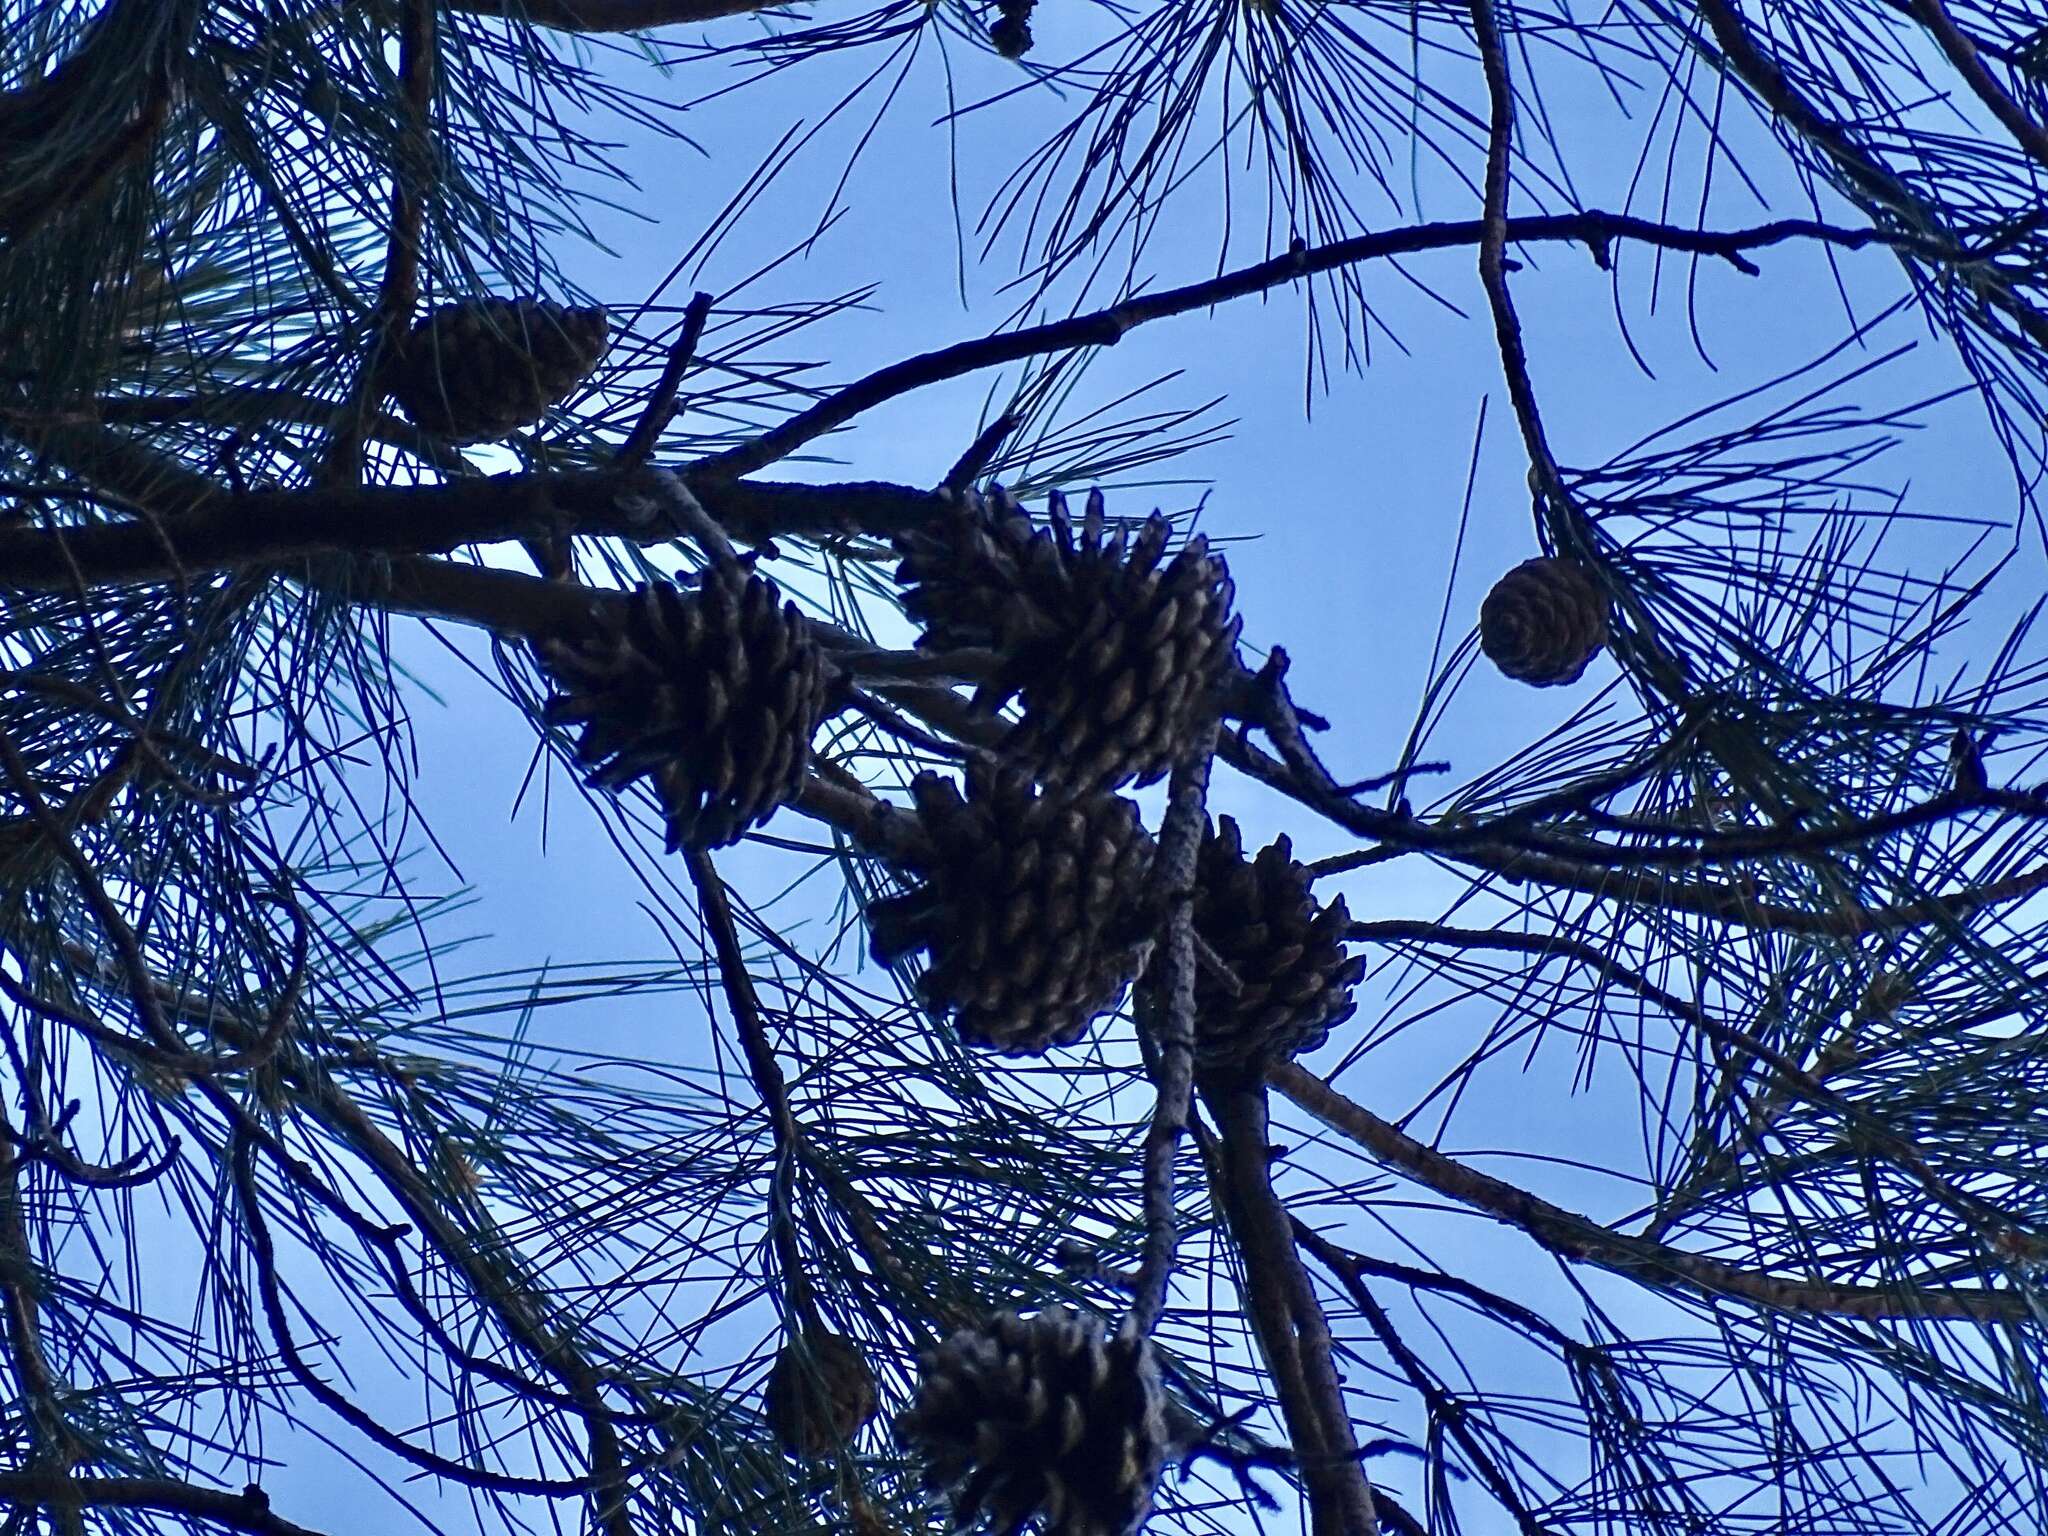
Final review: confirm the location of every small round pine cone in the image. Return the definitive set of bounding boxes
[387,296,608,442]
[1478,555,1607,687]
[866,761,1155,1054]
[897,1308,1169,1536]
[1144,816,1363,1081]
[540,565,833,850]
[989,0,1035,56]
[895,487,1240,795]
[765,1330,878,1460]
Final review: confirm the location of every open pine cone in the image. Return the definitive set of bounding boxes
[1142,816,1363,1081]
[765,1330,878,1460]
[386,296,608,442]
[897,1308,1170,1536]
[866,762,1155,1054]
[1478,555,1607,687]
[540,565,832,851]
[895,487,1239,795]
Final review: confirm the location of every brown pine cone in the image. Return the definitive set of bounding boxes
[1478,555,1607,687]
[895,487,1239,795]
[866,761,1155,1054]
[540,565,832,850]
[896,1308,1170,1536]
[765,1330,878,1460]
[387,296,608,442]
[1142,816,1363,1081]
[989,0,1035,56]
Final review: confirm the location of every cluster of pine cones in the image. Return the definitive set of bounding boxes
[401,295,1611,1536]
[874,485,1361,1068]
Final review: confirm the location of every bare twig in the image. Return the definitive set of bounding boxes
[322,0,436,486]
[688,213,1987,481]
[684,847,819,1328]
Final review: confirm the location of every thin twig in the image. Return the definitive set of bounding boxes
[322,0,436,486]
[618,291,714,467]
[684,847,819,1329]
[687,213,1987,481]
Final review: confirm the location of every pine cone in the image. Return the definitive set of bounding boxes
[1478,556,1607,687]
[895,488,1239,795]
[540,565,832,850]
[866,762,1155,1054]
[1143,816,1363,1081]
[989,0,1035,57]
[897,1308,1169,1536]
[765,1330,878,1460]
[387,296,608,442]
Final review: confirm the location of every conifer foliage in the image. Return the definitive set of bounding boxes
[4,3,2048,1536]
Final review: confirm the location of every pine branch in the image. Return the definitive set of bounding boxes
[1904,0,2048,170]
[684,846,820,1329]
[0,454,945,587]
[449,0,797,32]
[1694,0,2048,350]
[0,1474,332,1536]
[1126,722,1217,1339]
[690,212,1990,481]
[0,1119,85,1536]
[1268,1063,2036,1323]
[1201,1088,1381,1536]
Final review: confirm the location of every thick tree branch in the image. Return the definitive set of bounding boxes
[0,1474,332,1536]
[450,0,792,31]
[1201,1087,1380,1536]
[0,460,943,591]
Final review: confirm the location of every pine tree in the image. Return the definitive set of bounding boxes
[3,2,2048,1535]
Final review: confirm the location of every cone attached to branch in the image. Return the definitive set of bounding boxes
[1142,815,1362,1081]
[765,1330,878,1460]
[1479,555,1607,687]
[540,564,832,851]
[387,296,608,442]
[895,487,1240,795]
[866,761,1154,1054]
[897,1307,1170,1536]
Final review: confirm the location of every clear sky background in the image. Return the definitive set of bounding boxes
[225,7,2035,1533]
